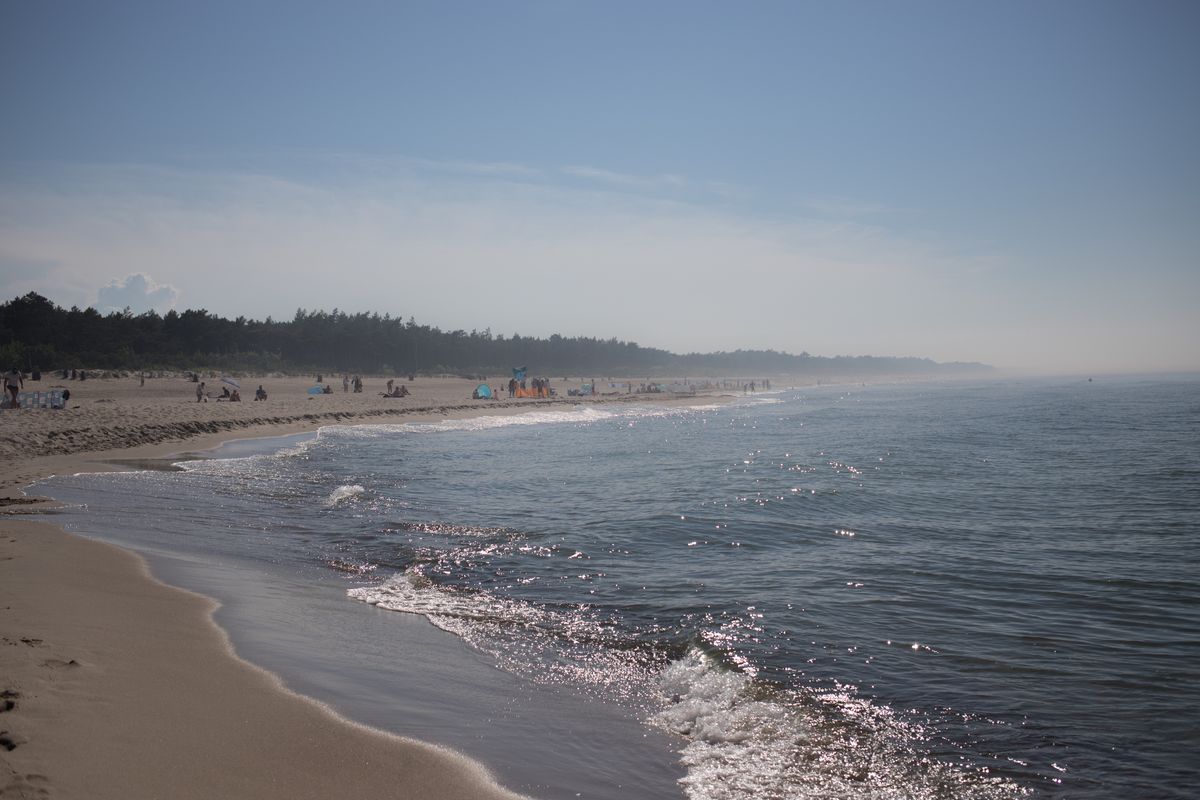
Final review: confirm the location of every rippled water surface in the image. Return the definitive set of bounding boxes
[39,375,1200,799]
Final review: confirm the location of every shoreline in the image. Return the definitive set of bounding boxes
[0,518,529,800]
[1,375,731,799]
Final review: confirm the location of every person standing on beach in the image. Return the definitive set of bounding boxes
[196,381,206,402]
[3,366,23,407]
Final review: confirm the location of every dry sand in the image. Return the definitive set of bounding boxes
[0,373,728,799]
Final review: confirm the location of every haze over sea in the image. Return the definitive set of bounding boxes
[36,375,1198,799]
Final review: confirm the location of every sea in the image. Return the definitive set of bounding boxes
[30,374,1199,800]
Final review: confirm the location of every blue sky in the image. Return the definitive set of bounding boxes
[2,1,1197,372]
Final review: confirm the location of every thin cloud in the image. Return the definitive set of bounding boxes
[342,155,546,181]
[562,165,687,191]
[802,196,911,218]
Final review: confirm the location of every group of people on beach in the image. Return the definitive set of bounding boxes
[195,383,242,402]
[192,377,406,400]
[194,382,243,402]
[381,379,409,397]
[507,376,552,398]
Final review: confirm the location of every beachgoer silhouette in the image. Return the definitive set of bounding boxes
[3,367,22,407]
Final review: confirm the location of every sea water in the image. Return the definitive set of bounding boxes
[33,375,1200,799]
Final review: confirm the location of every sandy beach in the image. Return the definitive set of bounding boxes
[0,373,727,799]
[0,373,711,502]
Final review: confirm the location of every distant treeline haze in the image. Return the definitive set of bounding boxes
[0,292,989,377]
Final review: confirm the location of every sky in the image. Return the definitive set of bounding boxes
[1,1,1197,374]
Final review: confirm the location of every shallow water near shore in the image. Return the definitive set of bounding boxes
[33,375,1200,799]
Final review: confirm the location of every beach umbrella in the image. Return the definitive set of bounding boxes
[221,377,241,389]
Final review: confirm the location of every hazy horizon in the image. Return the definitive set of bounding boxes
[3,2,1197,375]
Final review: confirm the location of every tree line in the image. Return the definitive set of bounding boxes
[0,292,989,377]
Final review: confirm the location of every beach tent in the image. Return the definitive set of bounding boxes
[307,385,324,395]
[474,383,493,399]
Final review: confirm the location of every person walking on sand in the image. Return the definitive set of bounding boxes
[196,381,207,402]
[3,366,23,408]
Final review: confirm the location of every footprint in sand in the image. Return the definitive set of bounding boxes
[41,659,80,670]
[0,772,50,798]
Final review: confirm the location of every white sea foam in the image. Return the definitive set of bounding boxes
[651,649,1027,800]
[651,649,809,799]
[349,570,664,701]
[349,568,537,627]
[177,433,320,473]
[324,402,703,439]
[275,435,323,458]
[325,484,365,507]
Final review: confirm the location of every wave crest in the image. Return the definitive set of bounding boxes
[325,484,365,507]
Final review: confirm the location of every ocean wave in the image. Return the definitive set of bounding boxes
[352,568,1027,800]
[177,433,321,473]
[385,520,516,538]
[350,568,545,628]
[323,403,707,440]
[348,569,665,701]
[325,484,365,507]
[652,649,1028,800]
